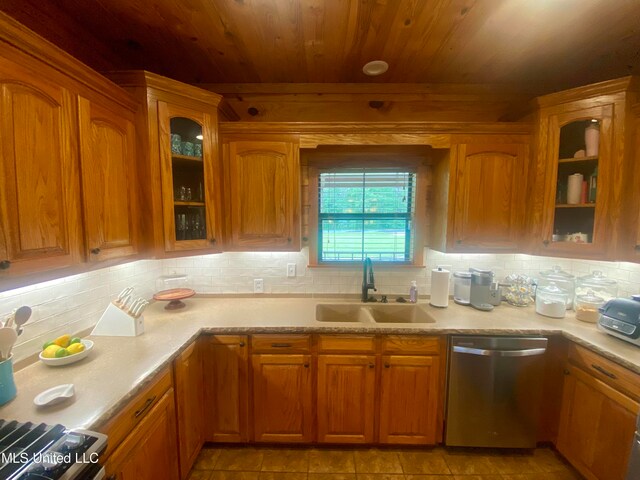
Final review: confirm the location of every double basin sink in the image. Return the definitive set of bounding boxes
[316,303,436,324]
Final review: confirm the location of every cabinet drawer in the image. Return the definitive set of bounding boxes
[317,335,376,353]
[251,334,311,353]
[98,367,173,460]
[568,344,640,401]
[382,336,441,355]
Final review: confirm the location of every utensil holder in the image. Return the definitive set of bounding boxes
[91,303,145,337]
[0,355,17,405]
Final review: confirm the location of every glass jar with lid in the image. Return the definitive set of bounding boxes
[575,270,617,304]
[535,282,568,319]
[574,289,605,323]
[453,271,472,305]
[538,265,575,309]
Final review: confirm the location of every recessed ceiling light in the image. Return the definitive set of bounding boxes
[362,60,389,76]
[196,134,204,140]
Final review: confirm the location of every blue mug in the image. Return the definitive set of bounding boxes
[0,355,17,405]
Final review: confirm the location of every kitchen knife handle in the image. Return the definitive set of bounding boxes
[591,364,617,379]
[134,395,157,418]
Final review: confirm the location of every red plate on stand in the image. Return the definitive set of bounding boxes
[153,288,196,310]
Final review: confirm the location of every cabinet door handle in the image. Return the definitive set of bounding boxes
[384,363,390,368]
[543,240,549,246]
[239,341,245,347]
[287,237,292,243]
[591,364,617,379]
[210,238,216,244]
[456,239,462,245]
[303,363,310,368]
[134,395,157,418]
[368,363,375,369]
[271,343,292,348]
[90,248,101,255]
[0,260,10,270]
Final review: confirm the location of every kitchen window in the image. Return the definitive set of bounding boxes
[309,164,426,266]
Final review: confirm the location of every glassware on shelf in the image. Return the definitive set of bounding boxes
[170,134,182,154]
[182,141,195,157]
[176,213,187,240]
[194,143,202,157]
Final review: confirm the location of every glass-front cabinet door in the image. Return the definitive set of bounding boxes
[540,104,613,258]
[158,102,221,253]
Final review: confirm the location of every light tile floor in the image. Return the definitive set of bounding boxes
[188,445,584,480]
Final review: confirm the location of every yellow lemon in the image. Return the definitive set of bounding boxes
[67,343,85,355]
[53,334,71,348]
[42,345,63,358]
[54,348,69,358]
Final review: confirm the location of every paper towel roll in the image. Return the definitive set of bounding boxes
[430,267,450,308]
[567,173,583,204]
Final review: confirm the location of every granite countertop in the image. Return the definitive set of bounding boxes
[2,296,640,431]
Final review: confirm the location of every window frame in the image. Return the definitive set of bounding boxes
[308,157,428,267]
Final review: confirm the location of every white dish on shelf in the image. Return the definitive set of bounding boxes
[39,339,94,366]
[34,383,75,407]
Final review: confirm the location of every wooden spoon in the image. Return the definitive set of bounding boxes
[0,327,18,361]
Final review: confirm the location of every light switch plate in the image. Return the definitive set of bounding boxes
[287,263,296,277]
[254,278,264,293]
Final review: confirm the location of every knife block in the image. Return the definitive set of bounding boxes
[91,303,145,337]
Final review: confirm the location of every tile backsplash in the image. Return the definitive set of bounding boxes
[2,248,640,362]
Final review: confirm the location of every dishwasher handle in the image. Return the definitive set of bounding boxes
[453,345,547,357]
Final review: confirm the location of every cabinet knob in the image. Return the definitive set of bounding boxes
[0,260,10,270]
[287,237,292,243]
[107,476,117,480]
[543,240,550,246]
[210,238,216,244]
[384,363,390,368]
[456,239,462,245]
[90,248,101,255]
[368,363,375,369]
[303,363,310,368]
[239,341,245,347]
[563,369,570,375]
[635,245,640,251]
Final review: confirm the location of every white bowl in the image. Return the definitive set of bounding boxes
[34,383,75,407]
[39,340,94,367]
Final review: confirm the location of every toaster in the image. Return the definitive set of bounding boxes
[598,297,640,346]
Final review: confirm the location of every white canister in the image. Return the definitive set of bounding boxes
[566,173,583,204]
[585,122,600,157]
[430,267,450,308]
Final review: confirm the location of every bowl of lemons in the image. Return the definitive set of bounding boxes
[39,335,94,366]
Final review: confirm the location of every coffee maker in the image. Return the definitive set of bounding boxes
[470,268,495,311]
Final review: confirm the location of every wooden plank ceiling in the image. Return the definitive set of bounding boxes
[2,0,639,91]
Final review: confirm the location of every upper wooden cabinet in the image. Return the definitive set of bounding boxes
[529,77,639,260]
[77,96,139,262]
[108,71,224,257]
[0,57,82,278]
[222,137,301,251]
[449,142,528,252]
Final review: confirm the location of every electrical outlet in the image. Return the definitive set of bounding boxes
[254,278,264,293]
[287,263,296,277]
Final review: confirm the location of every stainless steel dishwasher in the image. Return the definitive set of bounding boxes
[446,335,548,448]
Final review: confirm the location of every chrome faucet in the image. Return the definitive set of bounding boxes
[362,257,377,302]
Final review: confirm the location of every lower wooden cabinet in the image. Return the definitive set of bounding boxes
[202,335,249,442]
[252,353,314,443]
[379,355,440,445]
[317,354,376,443]
[104,388,180,480]
[557,364,639,480]
[174,340,204,479]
